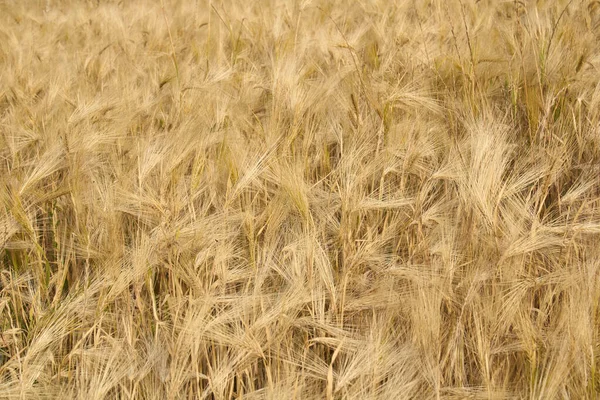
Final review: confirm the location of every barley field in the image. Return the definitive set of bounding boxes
[1,0,600,398]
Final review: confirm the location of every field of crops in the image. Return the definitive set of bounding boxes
[1,0,600,398]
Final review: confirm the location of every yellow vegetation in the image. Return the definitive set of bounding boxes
[1,0,600,398]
